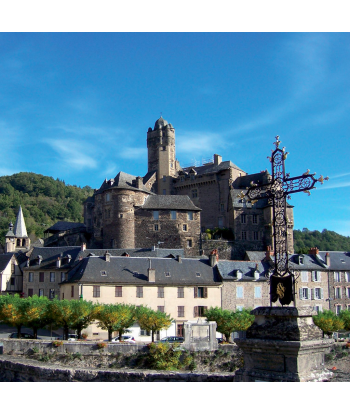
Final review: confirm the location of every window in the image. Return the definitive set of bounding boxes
[347,287,350,298]
[11,263,15,274]
[105,193,111,202]
[162,175,166,182]
[61,272,66,282]
[187,239,193,248]
[177,324,184,337]
[71,286,74,298]
[241,214,246,224]
[194,287,208,298]
[177,287,184,298]
[336,305,342,315]
[50,272,55,282]
[188,212,193,221]
[136,286,143,298]
[220,203,224,212]
[163,189,166,195]
[140,329,150,336]
[312,271,321,282]
[170,210,176,220]
[254,286,261,298]
[39,272,44,283]
[314,288,323,300]
[39,289,44,297]
[194,306,207,317]
[252,214,258,224]
[192,189,198,198]
[301,271,308,282]
[157,287,164,298]
[236,306,243,311]
[119,214,123,218]
[154,224,159,231]
[115,286,122,297]
[335,287,342,299]
[196,272,201,278]
[334,272,341,282]
[300,287,310,300]
[165,272,171,277]
[241,231,247,240]
[236,286,243,299]
[346,272,350,283]
[28,288,33,297]
[253,231,259,241]
[218,217,223,227]
[153,211,159,220]
[49,289,55,299]
[314,305,322,313]
[100,271,107,277]
[93,286,100,298]
[28,272,34,282]
[158,306,165,313]
[183,224,187,231]
[178,306,185,317]
[10,277,15,286]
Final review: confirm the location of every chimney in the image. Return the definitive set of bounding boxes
[214,154,222,166]
[136,176,143,189]
[265,246,274,261]
[148,268,155,283]
[177,255,182,263]
[81,243,86,252]
[26,258,30,267]
[56,257,61,268]
[209,249,218,267]
[67,254,72,263]
[105,251,111,262]
[308,247,319,256]
[37,255,42,265]
[325,252,330,267]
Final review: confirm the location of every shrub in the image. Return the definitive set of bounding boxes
[52,340,63,347]
[96,342,107,349]
[31,346,39,354]
[147,342,182,371]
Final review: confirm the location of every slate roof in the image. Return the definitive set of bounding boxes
[45,221,86,233]
[141,195,201,211]
[65,256,221,286]
[25,246,82,270]
[96,172,154,195]
[318,251,350,271]
[230,189,270,209]
[181,161,245,176]
[232,171,270,189]
[245,251,328,270]
[0,253,14,272]
[76,248,185,261]
[217,260,270,281]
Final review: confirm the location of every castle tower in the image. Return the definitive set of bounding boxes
[147,117,177,195]
[5,206,30,252]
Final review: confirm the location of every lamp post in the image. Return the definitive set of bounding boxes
[79,283,83,300]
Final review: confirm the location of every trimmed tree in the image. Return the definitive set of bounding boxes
[47,298,76,340]
[313,310,344,337]
[0,294,28,338]
[69,300,96,339]
[136,306,172,343]
[94,303,137,341]
[205,307,255,342]
[339,309,350,331]
[24,295,52,339]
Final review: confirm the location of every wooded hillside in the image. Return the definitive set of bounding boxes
[0,172,93,245]
[293,228,350,253]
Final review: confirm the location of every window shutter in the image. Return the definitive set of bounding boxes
[321,288,324,299]
[299,288,303,300]
[308,288,311,300]
[317,271,321,282]
[311,289,314,300]
[204,287,208,298]
[311,272,315,282]
[194,287,198,298]
[194,306,198,317]
[340,288,342,299]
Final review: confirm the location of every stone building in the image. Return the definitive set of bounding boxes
[60,251,222,341]
[0,253,23,294]
[83,117,294,258]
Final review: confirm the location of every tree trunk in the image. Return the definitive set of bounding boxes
[119,331,123,342]
[33,327,38,339]
[77,327,82,340]
[151,330,155,343]
[17,325,21,338]
[108,329,113,341]
[64,326,69,340]
[225,333,231,343]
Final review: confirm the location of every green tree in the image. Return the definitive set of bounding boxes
[69,300,96,339]
[24,295,52,339]
[0,294,27,338]
[47,298,76,340]
[136,306,172,343]
[339,309,350,331]
[94,303,137,341]
[205,307,255,342]
[313,310,344,337]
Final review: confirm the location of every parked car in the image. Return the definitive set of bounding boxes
[217,338,224,344]
[159,336,184,343]
[110,335,136,343]
[9,333,36,339]
[67,334,78,341]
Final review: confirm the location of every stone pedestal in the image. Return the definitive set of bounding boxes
[183,321,218,351]
[234,306,334,382]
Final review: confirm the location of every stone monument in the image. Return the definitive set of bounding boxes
[183,321,218,351]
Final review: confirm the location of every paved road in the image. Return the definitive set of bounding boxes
[0,323,63,340]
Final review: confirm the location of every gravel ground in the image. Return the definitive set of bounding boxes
[327,354,350,382]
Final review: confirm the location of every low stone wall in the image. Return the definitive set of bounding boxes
[0,356,235,382]
[0,339,147,356]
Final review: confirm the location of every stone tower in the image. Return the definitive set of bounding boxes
[5,206,30,253]
[147,117,177,195]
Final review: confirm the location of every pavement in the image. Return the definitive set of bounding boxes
[0,323,63,340]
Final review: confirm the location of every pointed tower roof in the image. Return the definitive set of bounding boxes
[13,206,28,237]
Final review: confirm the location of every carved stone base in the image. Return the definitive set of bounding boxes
[234,306,334,382]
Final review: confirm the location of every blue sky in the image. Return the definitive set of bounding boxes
[0,32,349,235]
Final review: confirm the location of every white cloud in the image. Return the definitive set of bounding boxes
[319,181,350,190]
[47,139,98,170]
[119,147,146,160]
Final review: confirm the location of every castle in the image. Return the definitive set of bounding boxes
[81,117,294,257]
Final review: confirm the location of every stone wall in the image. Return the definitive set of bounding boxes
[0,355,234,382]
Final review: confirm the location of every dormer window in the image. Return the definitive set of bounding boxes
[196,272,201,278]
[101,270,107,277]
[165,272,171,277]
[298,255,304,265]
[254,270,260,280]
[236,270,243,280]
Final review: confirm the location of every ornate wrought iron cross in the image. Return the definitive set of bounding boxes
[244,136,328,306]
